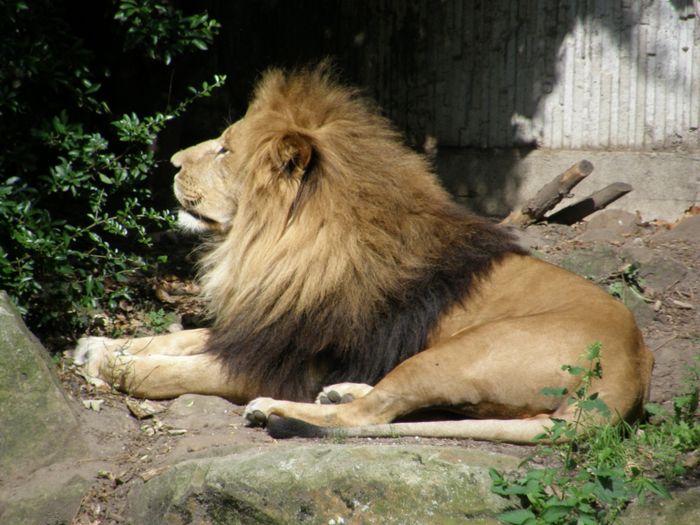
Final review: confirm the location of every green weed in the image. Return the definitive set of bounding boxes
[606,262,650,304]
[143,308,178,334]
[490,344,699,524]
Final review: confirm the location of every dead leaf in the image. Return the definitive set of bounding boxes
[155,286,177,304]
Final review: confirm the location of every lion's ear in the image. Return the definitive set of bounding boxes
[272,133,319,225]
[272,132,316,178]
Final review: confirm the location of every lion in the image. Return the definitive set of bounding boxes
[73,65,653,443]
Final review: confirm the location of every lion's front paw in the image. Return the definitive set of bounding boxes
[244,397,279,427]
[315,382,373,404]
[70,336,124,389]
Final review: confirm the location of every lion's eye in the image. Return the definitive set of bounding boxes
[217,146,229,156]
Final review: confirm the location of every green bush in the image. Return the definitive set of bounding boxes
[0,0,224,338]
[490,346,699,525]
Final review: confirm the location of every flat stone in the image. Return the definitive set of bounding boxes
[127,444,521,524]
[508,225,553,251]
[653,214,700,242]
[620,244,690,299]
[622,486,700,525]
[557,248,654,326]
[0,472,89,525]
[578,210,640,242]
[559,246,622,281]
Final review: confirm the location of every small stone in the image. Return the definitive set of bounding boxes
[672,300,694,310]
[82,399,104,412]
[578,210,640,242]
[126,399,167,420]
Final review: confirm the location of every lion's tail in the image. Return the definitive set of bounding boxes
[267,415,567,445]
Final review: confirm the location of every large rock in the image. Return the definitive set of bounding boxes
[557,247,654,326]
[622,486,700,525]
[0,475,90,525]
[127,444,521,524]
[558,246,623,281]
[0,292,85,477]
[0,291,87,523]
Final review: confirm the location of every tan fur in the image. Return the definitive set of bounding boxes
[73,66,653,442]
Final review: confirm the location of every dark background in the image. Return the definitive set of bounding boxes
[63,0,698,208]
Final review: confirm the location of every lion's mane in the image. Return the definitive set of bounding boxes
[201,66,526,400]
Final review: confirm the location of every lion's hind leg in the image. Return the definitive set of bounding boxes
[258,400,611,444]
[243,390,610,444]
[260,372,631,443]
[264,414,561,443]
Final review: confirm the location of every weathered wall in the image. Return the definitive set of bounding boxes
[179,1,699,152]
[164,1,699,219]
[349,0,700,151]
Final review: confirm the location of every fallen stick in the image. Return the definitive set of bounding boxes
[501,160,594,226]
[547,182,633,225]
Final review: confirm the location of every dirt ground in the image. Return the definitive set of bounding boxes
[51,213,699,524]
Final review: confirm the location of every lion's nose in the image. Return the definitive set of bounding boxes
[171,140,222,168]
[171,150,185,168]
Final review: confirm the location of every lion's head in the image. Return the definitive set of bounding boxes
[172,66,453,322]
[170,65,523,399]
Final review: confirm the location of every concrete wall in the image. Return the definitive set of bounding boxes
[341,0,700,220]
[436,148,700,220]
[180,1,700,220]
[353,0,700,151]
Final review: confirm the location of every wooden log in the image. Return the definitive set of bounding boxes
[547,182,633,225]
[501,160,594,226]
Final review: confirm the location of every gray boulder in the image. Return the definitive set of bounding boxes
[622,486,700,525]
[0,291,88,524]
[0,291,85,477]
[127,443,521,524]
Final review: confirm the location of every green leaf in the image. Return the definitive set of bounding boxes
[542,387,568,397]
[562,365,585,376]
[541,504,571,521]
[577,514,599,525]
[578,397,611,418]
[496,509,537,525]
[192,38,207,50]
[585,342,602,360]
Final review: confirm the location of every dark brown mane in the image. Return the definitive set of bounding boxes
[201,67,526,400]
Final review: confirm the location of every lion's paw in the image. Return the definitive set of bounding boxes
[70,336,124,389]
[315,383,373,404]
[243,397,279,427]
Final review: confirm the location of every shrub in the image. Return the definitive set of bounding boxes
[490,345,699,524]
[0,0,224,339]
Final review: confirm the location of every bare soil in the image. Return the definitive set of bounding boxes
[49,215,699,524]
